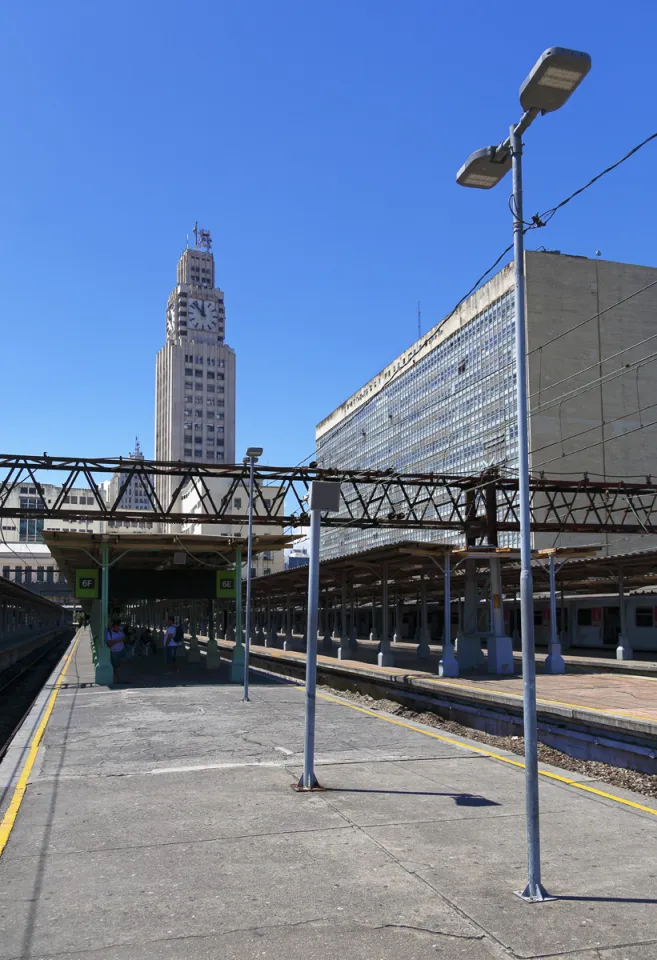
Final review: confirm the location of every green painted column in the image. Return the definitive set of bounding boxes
[231,547,244,682]
[95,543,114,684]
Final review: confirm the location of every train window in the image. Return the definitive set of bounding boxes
[635,608,654,628]
[534,610,543,626]
[577,608,592,627]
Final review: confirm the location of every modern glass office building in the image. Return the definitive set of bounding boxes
[316,252,657,560]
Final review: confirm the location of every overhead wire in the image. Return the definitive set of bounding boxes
[532,415,657,471]
[534,131,657,226]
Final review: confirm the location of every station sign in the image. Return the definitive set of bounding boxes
[75,568,99,599]
[216,569,237,598]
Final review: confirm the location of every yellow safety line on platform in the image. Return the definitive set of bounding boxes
[0,630,83,858]
[312,688,657,818]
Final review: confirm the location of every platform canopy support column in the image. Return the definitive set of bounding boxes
[378,563,393,667]
[337,575,351,660]
[93,542,113,685]
[544,555,565,674]
[231,548,245,681]
[320,589,332,655]
[283,594,293,650]
[417,572,431,660]
[456,559,485,670]
[616,568,633,660]
[393,596,402,643]
[439,551,459,677]
[187,600,201,662]
[487,556,514,674]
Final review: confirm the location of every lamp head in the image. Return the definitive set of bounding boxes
[456,145,511,190]
[246,446,264,460]
[519,47,591,114]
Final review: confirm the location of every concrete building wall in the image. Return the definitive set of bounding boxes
[525,252,657,551]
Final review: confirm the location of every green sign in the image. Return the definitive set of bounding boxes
[75,568,99,599]
[216,569,237,598]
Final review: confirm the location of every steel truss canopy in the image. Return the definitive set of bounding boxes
[3,455,657,535]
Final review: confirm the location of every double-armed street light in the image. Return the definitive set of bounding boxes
[456,47,591,902]
[242,445,263,702]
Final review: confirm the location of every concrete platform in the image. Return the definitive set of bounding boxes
[2,629,657,959]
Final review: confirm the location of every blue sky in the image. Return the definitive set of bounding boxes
[1,1,656,467]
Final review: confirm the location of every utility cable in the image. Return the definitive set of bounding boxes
[528,399,657,461]
[533,415,657,471]
[535,131,657,226]
[527,278,657,358]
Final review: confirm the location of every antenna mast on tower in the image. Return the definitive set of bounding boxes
[417,301,421,340]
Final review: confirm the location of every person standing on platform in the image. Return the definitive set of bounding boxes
[106,619,127,683]
[163,616,180,673]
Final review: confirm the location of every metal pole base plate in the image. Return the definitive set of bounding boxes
[514,883,556,903]
[292,776,324,792]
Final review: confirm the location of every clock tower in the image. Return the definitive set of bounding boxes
[155,228,236,505]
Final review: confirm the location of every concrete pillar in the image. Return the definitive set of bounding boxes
[545,555,565,674]
[378,564,393,667]
[559,587,571,650]
[616,573,633,660]
[417,573,431,659]
[456,559,485,670]
[487,557,513,674]
[439,552,459,677]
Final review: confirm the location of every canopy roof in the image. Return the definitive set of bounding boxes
[43,531,296,596]
[249,541,657,606]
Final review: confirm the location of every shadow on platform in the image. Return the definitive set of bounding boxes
[106,652,287,689]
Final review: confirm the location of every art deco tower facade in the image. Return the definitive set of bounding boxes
[155,229,236,503]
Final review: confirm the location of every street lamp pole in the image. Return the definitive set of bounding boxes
[509,121,547,901]
[297,480,341,790]
[242,446,263,703]
[456,47,591,901]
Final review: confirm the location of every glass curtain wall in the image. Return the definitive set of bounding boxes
[316,290,518,558]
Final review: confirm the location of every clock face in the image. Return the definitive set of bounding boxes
[189,299,220,331]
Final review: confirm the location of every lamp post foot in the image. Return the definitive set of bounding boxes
[514,883,556,903]
[293,774,323,792]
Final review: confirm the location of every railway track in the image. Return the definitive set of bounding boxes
[0,632,73,761]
